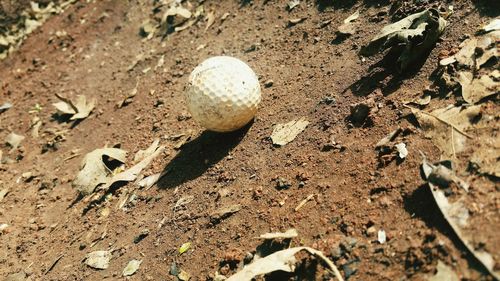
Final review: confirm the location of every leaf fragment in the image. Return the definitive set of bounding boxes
[179,242,191,254]
[85,250,112,269]
[5,132,25,152]
[122,259,142,276]
[271,118,309,146]
[257,229,298,240]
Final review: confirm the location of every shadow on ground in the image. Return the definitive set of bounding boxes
[316,0,391,12]
[345,46,431,97]
[403,184,490,275]
[156,123,252,190]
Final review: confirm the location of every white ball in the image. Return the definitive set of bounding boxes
[185,56,261,132]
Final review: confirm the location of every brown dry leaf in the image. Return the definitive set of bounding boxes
[257,229,298,240]
[454,38,477,67]
[422,158,499,279]
[210,204,242,222]
[99,141,165,192]
[409,105,480,158]
[360,9,446,72]
[226,247,343,281]
[458,72,499,104]
[271,118,309,146]
[5,132,25,152]
[205,11,215,31]
[73,147,127,195]
[407,93,432,106]
[117,82,138,108]
[53,94,96,120]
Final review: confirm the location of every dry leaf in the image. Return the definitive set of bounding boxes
[271,118,309,146]
[479,18,500,34]
[122,259,142,276]
[409,105,480,158]
[5,132,25,152]
[395,143,408,159]
[137,172,163,189]
[257,229,298,240]
[360,9,446,72]
[375,128,402,148]
[343,10,360,24]
[226,247,343,281]
[0,102,12,113]
[429,260,459,281]
[85,250,112,269]
[73,147,127,195]
[205,11,215,31]
[287,0,300,11]
[422,157,499,279]
[288,17,306,25]
[221,12,230,21]
[117,83,138,108]
[99,141,165,192]
[458,72,499,104]
[454,38,477,67]
[134,139,160,162]
[0,188,9,202]
[31,116,42,138]
[53,94,96,120]
[210,204,242,222]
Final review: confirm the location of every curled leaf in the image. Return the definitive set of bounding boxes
[360,9,446,72]
[72,147,127,195]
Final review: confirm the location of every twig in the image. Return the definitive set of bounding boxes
[44,254,64,275]
[295,194,315,212]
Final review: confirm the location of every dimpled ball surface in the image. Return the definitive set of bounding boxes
[185,56,261,132]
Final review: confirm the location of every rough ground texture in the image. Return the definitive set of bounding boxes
[0,0,499,280]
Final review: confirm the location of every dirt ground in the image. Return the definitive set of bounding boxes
[0,0,499,280]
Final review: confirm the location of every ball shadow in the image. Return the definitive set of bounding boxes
[156,122,252,190]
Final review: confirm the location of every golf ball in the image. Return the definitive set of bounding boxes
[185,56,261,132]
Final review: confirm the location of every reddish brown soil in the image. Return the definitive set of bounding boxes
[0,0,498,280]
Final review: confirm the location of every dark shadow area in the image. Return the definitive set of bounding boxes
[51,113,83,129]
[316,0,390,12]
[157,122,251,190]
[316,0,356,11]
[404,184,457,237]
[345,46,432,97]
[403,185,490,276]
[472,0,500,17]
